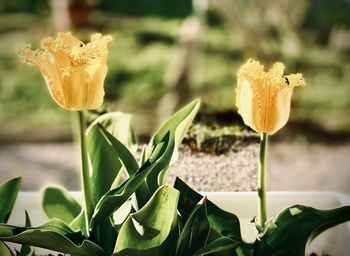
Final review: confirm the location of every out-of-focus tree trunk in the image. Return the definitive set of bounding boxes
[49,0,95,30]
[157,16,202,124]
[50,0,71,31]
[209,0,309,60]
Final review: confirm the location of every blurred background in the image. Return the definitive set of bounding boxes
[0,0,349,193]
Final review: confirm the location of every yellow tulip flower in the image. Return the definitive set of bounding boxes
[236,59,305,134]
[18,32,112,111]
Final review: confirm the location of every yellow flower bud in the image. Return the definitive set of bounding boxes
[236,59,305,134]
[18,32,112,111]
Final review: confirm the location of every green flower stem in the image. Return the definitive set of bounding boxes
[257,132,268,229]
[78,111,92,234]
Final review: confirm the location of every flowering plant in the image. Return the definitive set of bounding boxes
[0,33,349,256]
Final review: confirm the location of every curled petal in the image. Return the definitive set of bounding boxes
[236,59,305,134]
[237,59,265,81]
[17,44,35,63]
[268,62,285,79]
[40,54,67,108]
[86,64,107,109]
[17,32,112,111]
[284,73,306,88]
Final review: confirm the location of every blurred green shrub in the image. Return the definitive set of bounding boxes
[0,0,350,141]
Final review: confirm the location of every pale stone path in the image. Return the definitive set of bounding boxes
[0,142,349,195]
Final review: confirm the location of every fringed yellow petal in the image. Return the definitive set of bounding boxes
[271,87,294,134]
[86,64,107,109]
[236,59,305,134]
[236,80,256,131]
[284,73,305,88]
[40,54,68,108]
[237,59,265,81]
[61,65,88,110]
[17,44,35,64]
[268,62,285,79]
[18,32,112,111]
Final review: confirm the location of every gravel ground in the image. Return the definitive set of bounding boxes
[0,142,349,195]
[169,143,258,191]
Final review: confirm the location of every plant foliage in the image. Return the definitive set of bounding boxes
[1,99,350,255]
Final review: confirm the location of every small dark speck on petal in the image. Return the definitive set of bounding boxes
[284,77,290,85]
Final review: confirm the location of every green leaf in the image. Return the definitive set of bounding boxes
[87,123,123,207]
[193,237,241,256]
[138,100,200,199]
[90,128,174,227]
[90,112,136,150]
[42,185,81,224]
[87,112,136,208]
[136,132,174,208]
[255,204,350,256]
[90,156,160,227]
[70,209,87,237]
[18,211,35,256]
[136,100,200,208]
[139,145,148,166]
[114,186,179,256]
[147,99,200,160]
[0,242,13,256]
[0,177,22,223]
[174,178,242,241]
[97,124,139,178]
[0,219,105,256]
[176,197,210,256]
[92,219,117,255]
[89,124,140,251]
[174,178,253,256]
[86,113,137,253]
[112,199,133,230]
